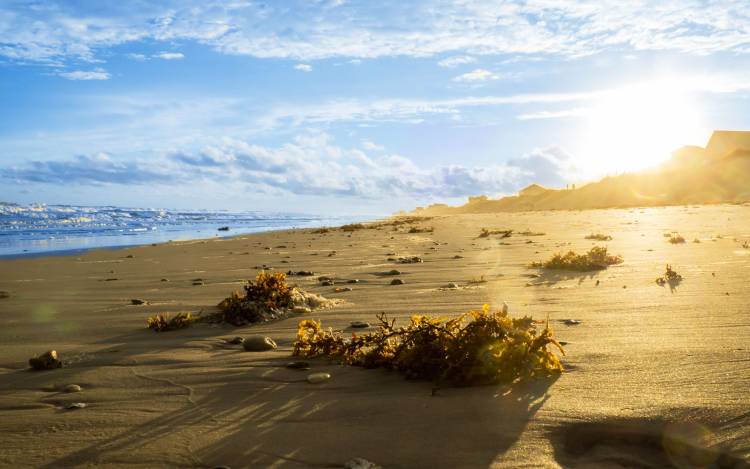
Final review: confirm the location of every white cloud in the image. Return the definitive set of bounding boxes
[58,68,111,80]
[361,140,384,151]
[438,55,476,68]
[294,63,313,72]
[154,52,184,60]
[1,1,749,67]
[3,133,570,198]
[127,53,148,61]
[453,68,498,82]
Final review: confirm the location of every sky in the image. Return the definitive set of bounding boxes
[0,0,749,215]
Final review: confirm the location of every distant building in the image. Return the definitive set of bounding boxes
[705,130,750,158]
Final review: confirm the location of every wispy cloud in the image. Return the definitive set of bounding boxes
[438,55,476,68]
[154,52,184,60]
[1,1,748,68]
[294,63,313,72]
[57,68,111,81]
[453,68,498,82]
[517,108,590,120]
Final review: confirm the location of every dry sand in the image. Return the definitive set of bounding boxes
[1,205,749,468]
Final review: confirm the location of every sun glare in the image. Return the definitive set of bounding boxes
[578,79,707,179]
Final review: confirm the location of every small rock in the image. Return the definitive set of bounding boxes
[563,319,581,325]
[350,321,370,328]
[218,226,230,231]
[386,269,401,275]
[125,254,134,258]
[227,337,244,345]
[292,306,312,314]
[452,255,463,259]
[345,458,381,469]
[64,384,82,393]
[130,299,147,305]
[66,402,87,410]
[193,281,204,286]
[286,361,311,370]
[396,256,423,264]
[243,336,277,352]
[29,350,63,370]
[446,282,459,289]
[390,278,405,285]
[0,291,9,299]
[346,279,359,284]
[595,280,600,286]
[321,280,334,286]
[160,278,169,282]
[334,287,353,292]
[307,372,331,384]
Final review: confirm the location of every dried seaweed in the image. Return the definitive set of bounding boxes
[668,233,686,244]
[585,233,613,241]
[478,228,513,238]
[656,265,683,286]
[408,226,434,233]
[146,312,198,332]
[341,223,366,232]
[530,246,623,271]
[293,305,564,387]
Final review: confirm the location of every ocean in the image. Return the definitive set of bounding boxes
[0,203,368,257]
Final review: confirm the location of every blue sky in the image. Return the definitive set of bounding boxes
[1,1,749,215]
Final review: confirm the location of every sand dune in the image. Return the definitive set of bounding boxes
[1,205,749,467]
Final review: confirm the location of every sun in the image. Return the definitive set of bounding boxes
[577,79,707,178]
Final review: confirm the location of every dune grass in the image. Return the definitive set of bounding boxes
[293,304,564,387]
[530,246,623,271]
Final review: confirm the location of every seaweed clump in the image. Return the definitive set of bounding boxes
[478,228,513,238]
[656,265,683,286]
[293,304,564,387]
[216,272,333,326]
[585,233,613,241]
[341,223,366,232]
[668,233,686,244]
[531,246,623,271]
[146,312,199,332]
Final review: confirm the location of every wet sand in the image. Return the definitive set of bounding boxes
[1,204,749,468]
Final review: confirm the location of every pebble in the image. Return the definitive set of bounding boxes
[125,254,134,258]
[563,319,581,325]
[160,278,169,282]
[66,402,87,410]
[130,299,147,305]
[64,384,82,393]
[345,458,381,469]
[292,306,312,314]
[193,281,204,286]
[0,291,9,298]
[446,282,459,289]
[321,280,334,286]
[307,372,331,384]
[286,361,311,370]
[452,255,464,259]
[227,336,244,345]
[390,278,405,285]
[334,287,353,292]
[387,269,401,275]
[346,279,359,284]
[350,321,370,328]
[242,336,277,352]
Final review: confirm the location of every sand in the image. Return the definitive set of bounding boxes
[1,205,749,468]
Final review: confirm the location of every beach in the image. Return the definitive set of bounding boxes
[1,204,749,468]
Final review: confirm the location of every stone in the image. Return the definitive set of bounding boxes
[386,269,401,275]
[130,299,147,305]
[29,350,63,370]
[446,282,459,289]
[334,287,353,292]
[227,336,244,345]
[193,281,204,286]
[306,372,331,384]
[321,280,334,286]
[345,458,381,469]
[243,336,277,352]
[0,291,9,299]
[160,278,169,282]
[453,255,464,259]
[563,319,581,325]
[390,278,405,285]
[292,306,312,314]
[64,384,82,393]
[66,402,87,410]
[350,321,370,329]
[396,256,423,264]
[346,279,359,284]
[125,254,134,258]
